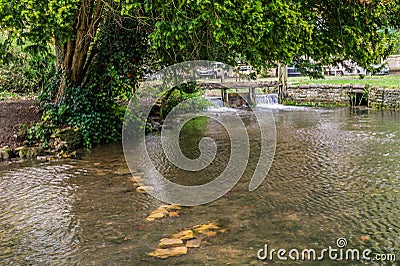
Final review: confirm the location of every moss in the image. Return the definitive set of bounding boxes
[284,100,349,107]
[0,147,15,161]
[15,146,43,159]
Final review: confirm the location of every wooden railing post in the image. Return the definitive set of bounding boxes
[278,63,287,104]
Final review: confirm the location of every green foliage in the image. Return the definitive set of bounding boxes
[84,16,150,99]
[35,85,126,148]
[147,0,311,66]
[0,0,80,48]
[180,116,209,133]
[297,0,399,72]
[287,75,400,88]
[31,14,149,148]
[0,91,19,99]
[147,0,399,71]
[27,120,56,148]
[161,83,210,118]
[0,35,56,93]
[2,0,400,148]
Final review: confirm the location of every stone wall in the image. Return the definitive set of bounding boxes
[285,84,400,110]
[286,84,362,105]
[386,55,400,72]
[369,87,400,110]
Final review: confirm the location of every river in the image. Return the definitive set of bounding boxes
[0,107,399,265]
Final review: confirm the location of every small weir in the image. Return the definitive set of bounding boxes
[205,94,279,108]
[255,94,279,105]
[205,96,224,108]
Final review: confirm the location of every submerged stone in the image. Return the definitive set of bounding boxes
[168,211,179,217]
[115,168,131,176]
[205,231,217,237]
[131,175,145,183]
[186,238,202,248]
[193,223,220,234]
[285,214,300,222]
[154,207,169,214]
[158,238,183,248]
[136,186,154,193]
[161,204,182,210]
[171,230,194,240]
[148,246,187,259]
[146,212,165,221]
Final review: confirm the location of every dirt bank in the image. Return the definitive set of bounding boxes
[0,99,42,148]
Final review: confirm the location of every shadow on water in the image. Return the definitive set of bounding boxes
[0,107,399,265]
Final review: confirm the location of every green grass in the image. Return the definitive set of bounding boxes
[0,90,38,100]
[284,99,349,107]
[0,91,19,99]
[259,74,400,88]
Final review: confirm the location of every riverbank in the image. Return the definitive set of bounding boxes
[285,84,400,109]
[269,73,400,88]
[1,83,399,161]
[0,98,41,148]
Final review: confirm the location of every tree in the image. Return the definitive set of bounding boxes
[0,0,147,98]
[298,0,398,70]
[1,0,398,93]
[146,0,399,73]
[0,0,151,146]
[1,0,399,146]
[1,0,80,96]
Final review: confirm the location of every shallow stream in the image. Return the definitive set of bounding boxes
[1,107,399,265]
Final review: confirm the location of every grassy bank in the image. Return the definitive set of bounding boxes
[0,91,38,101]
[260,74,400,88]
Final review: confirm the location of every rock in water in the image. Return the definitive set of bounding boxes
[186,238,202,248]
[160,204,182,210]
[146,212,165,221]
[168,211,179,217]
[193,223,220,234]
[136,186,154,193]
[158,238,183,248]
[50,127,82,151]
[148,246,187,259]
[171,230,195,240]
[154,207,169,214]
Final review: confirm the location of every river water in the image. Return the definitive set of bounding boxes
[0,107,399,265]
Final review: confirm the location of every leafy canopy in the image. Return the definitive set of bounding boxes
[145,0,399,72]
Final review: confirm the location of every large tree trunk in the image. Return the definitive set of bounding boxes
[277,63,287,104]
[57,0,104,101]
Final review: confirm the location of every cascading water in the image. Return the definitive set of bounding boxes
[255,94,279,105]
[205,96,224,108]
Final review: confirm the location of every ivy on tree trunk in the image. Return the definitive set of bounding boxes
[59,0,104,99]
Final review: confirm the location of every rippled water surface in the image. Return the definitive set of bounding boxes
[0,107,399,265]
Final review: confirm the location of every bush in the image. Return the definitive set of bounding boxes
[32,17,150,148]
[161,82,210,118]
[32,84,127,148]
[0,35,55,93]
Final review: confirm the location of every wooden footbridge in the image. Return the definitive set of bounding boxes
[198,81,282,105]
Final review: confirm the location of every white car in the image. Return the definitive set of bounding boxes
[196,63,228,79]
[238,65,254,76]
